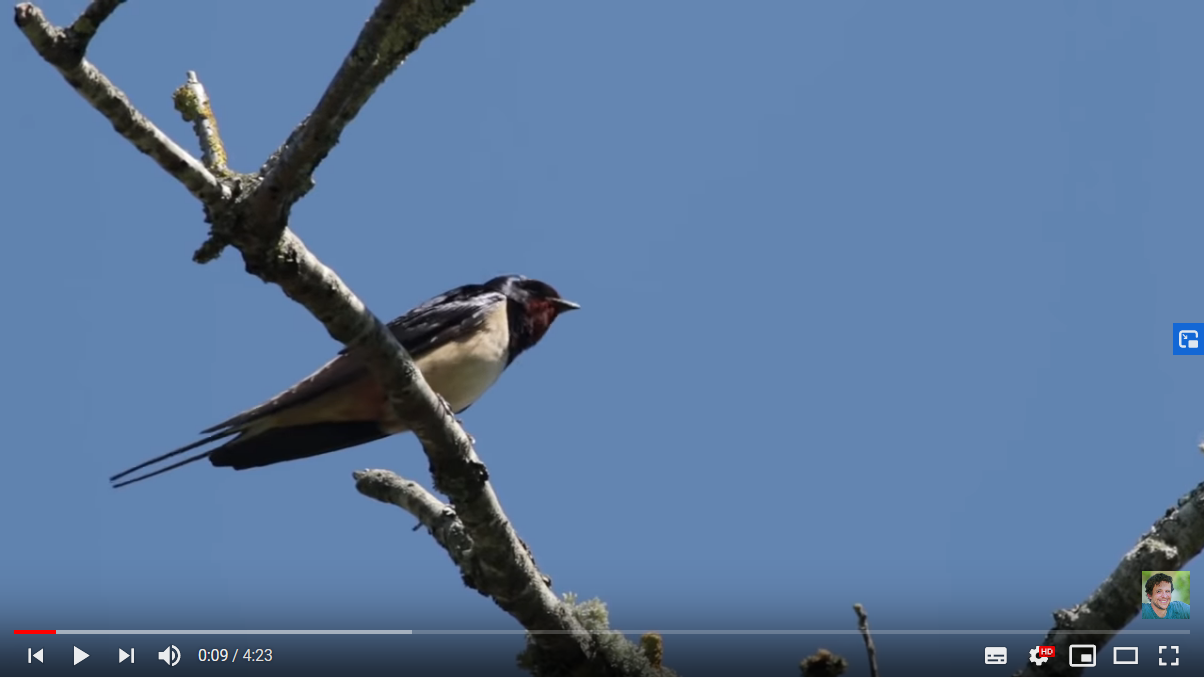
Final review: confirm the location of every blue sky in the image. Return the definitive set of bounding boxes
[2,1,1201,675]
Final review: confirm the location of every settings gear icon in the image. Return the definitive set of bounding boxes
[1030,647,1050,665]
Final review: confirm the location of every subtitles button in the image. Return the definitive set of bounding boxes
[984,647,1007,664]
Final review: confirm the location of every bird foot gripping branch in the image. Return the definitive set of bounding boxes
[436,395,476,444]
[436,393,456,418]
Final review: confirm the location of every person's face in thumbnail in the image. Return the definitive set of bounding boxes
[1149,581,1173,614]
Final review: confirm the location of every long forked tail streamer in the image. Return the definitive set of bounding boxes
[111,450,216,488]
[109,430,237,484]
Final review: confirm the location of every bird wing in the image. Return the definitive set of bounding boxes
[202,284,507,434]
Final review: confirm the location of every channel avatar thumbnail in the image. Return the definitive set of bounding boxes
[1141,571,1190,619]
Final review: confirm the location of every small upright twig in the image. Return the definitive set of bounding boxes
[853,603,879,677]
[172,71,230,176]
[170,69,240,263]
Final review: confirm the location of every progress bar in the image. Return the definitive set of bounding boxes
[13,629,1190,635]
[14,630,413,635]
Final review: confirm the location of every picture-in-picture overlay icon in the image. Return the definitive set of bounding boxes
[1172,324,1204,354]
[1069,645,1096,668]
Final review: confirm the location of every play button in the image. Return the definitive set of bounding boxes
[73,647,89,665]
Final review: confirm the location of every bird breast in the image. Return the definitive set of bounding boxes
[412,302,511,416]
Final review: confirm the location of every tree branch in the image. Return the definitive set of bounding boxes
[173,71,230,176]
[853,604,879,678]
[354,469,486,589]
[248,0,474,237]
[13,3,227,204]
[1021,479,1204,677]
[68,0,124,54]
[16,2,650,673]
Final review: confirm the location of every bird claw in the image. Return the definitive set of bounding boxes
[436,395,474,444]
[436,394,456,417]
[452,418,476,444]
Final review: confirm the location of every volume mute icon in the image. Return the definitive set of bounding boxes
[119,648,134,663]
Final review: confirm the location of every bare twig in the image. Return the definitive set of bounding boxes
[173,71,230,176]
[853,604,879,677]
[68,0,124,54]
[1020,479,1204,677]
[164,69,239,263]
[354,469,486,588]
[14,3,227,204]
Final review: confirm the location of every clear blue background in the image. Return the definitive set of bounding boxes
[2,1,1201,674]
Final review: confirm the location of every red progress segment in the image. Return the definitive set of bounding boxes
[14,630,56,634]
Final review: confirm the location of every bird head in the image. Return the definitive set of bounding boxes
[486,275,579,350]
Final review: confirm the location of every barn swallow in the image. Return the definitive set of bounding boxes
[110,275,578,488]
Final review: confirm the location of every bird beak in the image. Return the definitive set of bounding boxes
[550,297,581,312]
